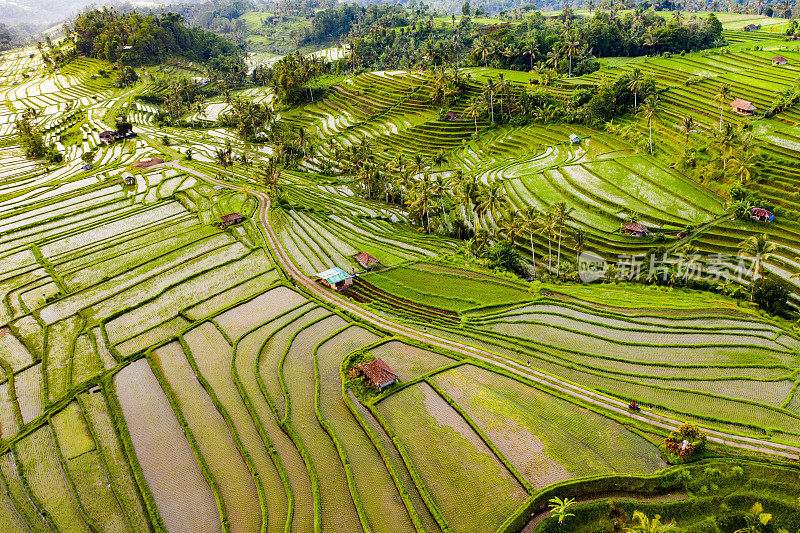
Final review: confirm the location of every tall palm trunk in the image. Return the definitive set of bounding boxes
[649,118,653,154]
[489,93,494,124]
[530,233,536,278]
[474,114,478,134]
[547,233,552,272]
[719,103,724,130]
[556,228,563,277]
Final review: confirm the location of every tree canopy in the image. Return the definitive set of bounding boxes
[72,9,242,65]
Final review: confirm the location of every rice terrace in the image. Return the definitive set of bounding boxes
[3,0,800,531]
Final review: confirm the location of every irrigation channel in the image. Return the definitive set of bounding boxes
[161,161,800,462]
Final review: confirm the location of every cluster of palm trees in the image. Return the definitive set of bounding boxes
[470,25,592,79]
[269,52,328,105]
[220,98,273,140]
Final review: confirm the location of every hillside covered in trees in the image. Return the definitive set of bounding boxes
[72,9,243,65]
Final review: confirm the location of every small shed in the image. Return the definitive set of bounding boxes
[750,207,774,222]
[121,172,135,185]
[622,221,650,237]
[316,267,353,291]
[81,164,92,171]
[569,133,581,144]
[354,358,398,390]
[353,252,381,270]
[221,213,245,228]
[99,130,117,144]
[731,98,756,115]
[444,111,460,120]
[772,56,788,66]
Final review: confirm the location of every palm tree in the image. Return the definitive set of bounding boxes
[518,206,541,276]
[714,122,739,170]
[738,233,775,280]
[553,201,574,276]
[410,175,434,232]
[465,97,484,135]
[572,227,587,263]
[525,41,539,70]
[564,35,582,78]
[627,68,644,109]
[470,229,492,257]
[541,209,557,273]
[676,116,698,154]
[625,511,678,533]
[713,83,732,130]
[729,147,760,183]
[472,37,493,67]
[483,78,496,125]
[499,212,524,246]
[215,148,230,171]
[476,180,509,233]
[638,95,661,154]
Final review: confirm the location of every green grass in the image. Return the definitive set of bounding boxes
[363,262,534,312]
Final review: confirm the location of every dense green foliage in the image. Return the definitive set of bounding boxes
[302,3,410,45]
[73,9,242,66]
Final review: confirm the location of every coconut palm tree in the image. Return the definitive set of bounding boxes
[638,95,661,154]
[483,78,496,125]
[729,147,760,183]
[470,228,492,257]
[713,83,732,130]
[572,227,587,263]
[738,233,776,280]
[564,35,582,78]
[410,175,434,232]
[627,68,644,109]
[714,122,739,170]
[541,209,557,273]
[499,212,524,246]
[476,180,509,233]
[518,206,541,276]
[676,116,698,154]
[465,97,484,135]
[553,201,574,276]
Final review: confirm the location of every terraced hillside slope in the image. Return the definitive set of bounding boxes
[1,29,800,533]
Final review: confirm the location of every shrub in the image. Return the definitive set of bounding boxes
[488,240,523,275]
[751,278,789,315]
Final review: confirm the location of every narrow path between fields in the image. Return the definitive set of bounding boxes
[161,161,800,461]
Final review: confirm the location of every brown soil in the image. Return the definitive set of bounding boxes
[131,157,165,168]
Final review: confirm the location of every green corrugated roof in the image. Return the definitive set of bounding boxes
[317,267,351,284]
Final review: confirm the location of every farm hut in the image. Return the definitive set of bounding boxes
[220,213,246,228]
[354,358,398,390]
[444,111,460,120]
[731,98,756,115]
[271,17,279,24]
[121,172,135,185]
[622,221,650,237]
[99,130,117,144]
[81,164,92,171]
[772,55,788,66]
[316,267,353,291]
[750,207,774,222]
[353,252,381,270]
[569,133,581,144]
